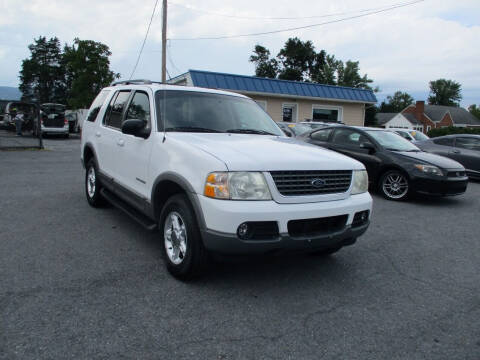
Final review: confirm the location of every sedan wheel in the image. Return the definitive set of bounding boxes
[379,170,409,200]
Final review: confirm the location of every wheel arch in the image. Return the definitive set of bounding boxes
[82,143,97,168]
[151,172,207,231]
[376,165,410,185]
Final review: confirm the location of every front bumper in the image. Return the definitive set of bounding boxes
[410,174,468,196]
[197,192,372,254]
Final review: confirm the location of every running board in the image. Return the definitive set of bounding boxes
[100,188,157,231]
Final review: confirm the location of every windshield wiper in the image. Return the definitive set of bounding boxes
[226,128,275,135]
[165,126,223,133]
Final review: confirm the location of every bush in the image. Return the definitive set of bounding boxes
[427,126,480,138]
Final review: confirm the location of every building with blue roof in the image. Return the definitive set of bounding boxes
[169,70,377,126]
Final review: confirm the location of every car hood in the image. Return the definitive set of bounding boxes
[169,133,364,171]
[395,150,464,169]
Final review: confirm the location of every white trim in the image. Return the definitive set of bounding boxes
[228,89,376,105]
[282,103,298,122]
[311,104,343,123]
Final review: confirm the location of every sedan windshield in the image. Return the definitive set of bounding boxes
[366,130,420,151]
[156,90,284,136]
[410,130,429,141]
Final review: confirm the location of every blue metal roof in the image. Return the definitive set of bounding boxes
[188,70,377,103]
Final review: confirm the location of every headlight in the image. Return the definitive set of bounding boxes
[414,164,443,176]
[351,170,368,195]
[204,172,272,200]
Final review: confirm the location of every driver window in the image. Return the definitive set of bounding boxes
[125,91,151,128]
[332,129,368,148]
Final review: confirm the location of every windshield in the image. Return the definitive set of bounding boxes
[365,130,420,151]
[155,90,284,136]
[410,130,429,141]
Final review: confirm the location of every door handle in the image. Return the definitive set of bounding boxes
[95,132,101,137]
[452,149,460,154]
[117,139,125,147]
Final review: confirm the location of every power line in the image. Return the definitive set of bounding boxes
[167,40,182,74]
[169,0,415,20]
[129,0,160,79]
[169,0,425,41]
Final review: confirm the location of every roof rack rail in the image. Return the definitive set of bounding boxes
[111,79,164,86]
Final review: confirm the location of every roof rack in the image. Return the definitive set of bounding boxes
[111,79,164,86]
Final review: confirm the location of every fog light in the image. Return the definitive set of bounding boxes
[352,210,370,227]
[237,223,250,239]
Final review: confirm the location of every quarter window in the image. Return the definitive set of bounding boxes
[104,91,131,129]
[87,90,110,122]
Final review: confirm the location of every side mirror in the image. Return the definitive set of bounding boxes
[360,142,376,153]
[122,119,148,138]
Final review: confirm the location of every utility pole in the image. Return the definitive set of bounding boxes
[162,0,167,83]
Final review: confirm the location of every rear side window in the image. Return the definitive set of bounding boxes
[311,128,332,141]
[395,131,411,140]
[455,137,480,151]
[433,137,454,146]
[332,128,368,147]
[87,90,110,122]
[104,91,131,129]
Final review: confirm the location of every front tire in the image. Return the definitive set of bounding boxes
[378,170,410,201]
[159,194,209,280]
[85,159,105,207]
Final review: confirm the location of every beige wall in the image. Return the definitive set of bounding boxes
[245,94,366,126]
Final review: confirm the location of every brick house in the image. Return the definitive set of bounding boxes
[396,101,480,134]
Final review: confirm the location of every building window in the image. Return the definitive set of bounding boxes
[312,105,343,123]
[427,125,431,132]
[254,100,267,112]
[282,103,297,122]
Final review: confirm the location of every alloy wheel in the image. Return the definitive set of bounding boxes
[382,172,408,199]
[164,211,188,265]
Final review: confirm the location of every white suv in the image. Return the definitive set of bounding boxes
[81,80,372,279]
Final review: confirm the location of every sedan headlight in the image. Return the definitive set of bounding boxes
[351,170,368,195]
[204,172,272,200]
[414,164,443,176]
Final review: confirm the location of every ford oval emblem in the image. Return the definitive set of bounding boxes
[311,178,326,188]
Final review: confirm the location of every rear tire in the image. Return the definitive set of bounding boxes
[85,159,105,207]
[378,170,410,201]
[159,194,209,280]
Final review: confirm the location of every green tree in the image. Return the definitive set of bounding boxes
[336,60,373,90]
[428,79,462,107]
[63,38,119,109]
[249,45,278,79]
[276,38,315,81]
[468,104,480,120]
[19,36,66,103]
[379,91,414,113]
[249,38,374,89]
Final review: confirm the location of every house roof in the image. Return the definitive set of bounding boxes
[184,70,377,104]
[423,105,480,125]
[376,113,397,125]
[402,113,422,125]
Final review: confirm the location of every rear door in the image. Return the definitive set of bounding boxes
[97,90,132,180]
[451,137,480,173]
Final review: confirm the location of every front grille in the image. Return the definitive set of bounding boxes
[447,171,466,178]
[288,215,348,238]
[270,170,352,196]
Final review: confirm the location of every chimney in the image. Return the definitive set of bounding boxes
[414,101,425,122]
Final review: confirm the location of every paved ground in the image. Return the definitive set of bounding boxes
[1,138,479,360]
[0,129,42,149]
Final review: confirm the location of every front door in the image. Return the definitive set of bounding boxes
[114,90,154,204]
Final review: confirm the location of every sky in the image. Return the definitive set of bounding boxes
[1,0,479,107]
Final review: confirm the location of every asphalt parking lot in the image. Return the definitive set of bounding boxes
[1,138,479,360]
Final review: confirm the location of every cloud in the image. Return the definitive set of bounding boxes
[0,0,479,105]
